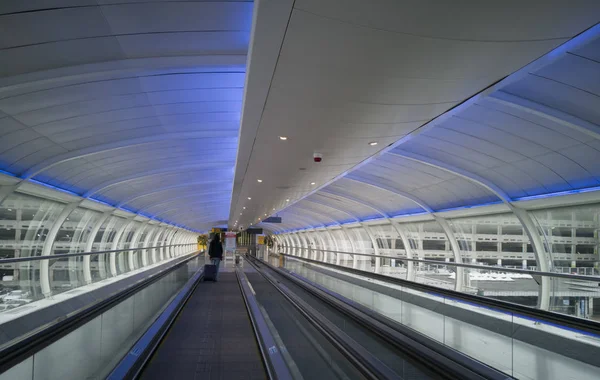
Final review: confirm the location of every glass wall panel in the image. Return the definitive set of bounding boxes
[117,221,139,274]
[369,223,407,278]
[345,227,373,271]
[0,193,67,302]
[446,213,539,307]
[398,220,454,289]
[529,204,600,317]
[93,216,127,280]
[50,207,102,295]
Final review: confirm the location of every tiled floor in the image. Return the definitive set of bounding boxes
[140,273,266,380]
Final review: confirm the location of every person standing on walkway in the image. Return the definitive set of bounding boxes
[208,234,223,280]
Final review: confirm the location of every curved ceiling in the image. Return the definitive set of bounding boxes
[233,1,600,232]
[0,1,253,231]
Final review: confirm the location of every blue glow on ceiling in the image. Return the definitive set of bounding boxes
[513,185,600,202]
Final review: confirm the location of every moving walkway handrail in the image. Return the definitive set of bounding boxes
[109,263,205,379]
[0,243,196,264]
[236,267,294,380]
[281,253,600,336]
[286,247,600,282]
[248,255,507,380]
[244,256,385,380]
[0,251,201,374]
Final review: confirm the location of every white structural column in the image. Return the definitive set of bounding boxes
[362,224,381,273]
[315,231,329,262]
[141,226,156,266]
[390,222,416,281]
[129,220,150,271]
[435,217,464,292]
[99,217,118,279]
[324,229,341,265]
[284,235,293,255]
[173,233,181,256]
[165,228,177,259]
[289,233,297,256]
[173,230,183,257]
[160,228,172,260]
[304,232,316,260]
[292,233,302,257]
[110,218,135,277]
[512,207,552,310]
[152,226,164,263]
[40,201,80,296]
[341,226,358,268]
[83,210,113,284]
[294,233,305,258]
[287,235,295,255]
[170,232,178,257]
[166,230,177,258]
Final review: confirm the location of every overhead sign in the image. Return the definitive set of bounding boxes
[225,232,237,251]
[246,228,263,235]
[262,216,282,223]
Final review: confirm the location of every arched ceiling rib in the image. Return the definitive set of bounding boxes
[0,1,254,231]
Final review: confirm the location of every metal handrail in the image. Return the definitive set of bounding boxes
[0,243,197,264]
[282,246,600,283]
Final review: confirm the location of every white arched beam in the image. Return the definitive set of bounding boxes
[387,149,551,308]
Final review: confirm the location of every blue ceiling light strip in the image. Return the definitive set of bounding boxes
[434,201,504,214]
[0,169,16,177]
[28,179,81,197]
[513,186,600,202]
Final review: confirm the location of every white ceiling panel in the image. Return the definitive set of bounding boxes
[0,37,125,77]
[0,1,253,231]
[99,2,253,34]
[294,0,600,41]
[232,0,598,231]
[0,7,112,49]
[116,32,249,58]
[502,74,600,126]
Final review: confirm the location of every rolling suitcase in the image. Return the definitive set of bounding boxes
[203,264,217,281]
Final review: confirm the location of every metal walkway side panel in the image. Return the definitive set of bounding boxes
[140,272,266,380]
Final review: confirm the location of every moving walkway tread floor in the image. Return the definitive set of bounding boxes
[140,272,266,380]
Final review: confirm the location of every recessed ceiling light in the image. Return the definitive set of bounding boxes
[279,136,288,141]
[248,197,252,200]
[310,182,316,185]
[243,207,246,209]
[240,213,243,215]
[257,179,263,183]
[273,208,275,210]
[286,199,290,202]
[368,141,378,146]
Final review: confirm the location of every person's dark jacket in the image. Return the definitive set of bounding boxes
[208,237,223,259]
